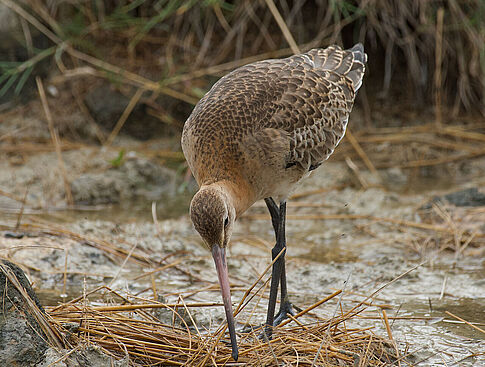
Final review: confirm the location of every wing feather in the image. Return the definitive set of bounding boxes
[268,44,367,171]
[182,43,367,184]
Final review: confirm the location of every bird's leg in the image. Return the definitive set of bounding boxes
[264,199,294,325]
[264,197,280,232]
[264,198,283,338]
[271,201,294,326]
[264,198,289,305]
[264,199,293,337]
[273,257,295,326]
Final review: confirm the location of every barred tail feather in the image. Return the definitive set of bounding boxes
[306,43,367,92]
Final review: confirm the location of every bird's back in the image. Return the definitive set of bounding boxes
[182,44,366,201]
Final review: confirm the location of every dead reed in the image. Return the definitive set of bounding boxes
[45,278,397,366]
[414,202,485,256]
[0,217,407,366]
[330,122,485,170]
[2,1,484,188]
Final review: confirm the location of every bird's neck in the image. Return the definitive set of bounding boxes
[201,180,255,219]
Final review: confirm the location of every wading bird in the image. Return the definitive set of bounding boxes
[182,43,367,361]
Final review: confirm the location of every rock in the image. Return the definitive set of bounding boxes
[71,156,176,205]
[0,261,130,366]
[441,187,485,207]
[4,231,24,239]
[424,187,485,209]
[70,174,122,205]
[39,346,130,367]
[0,260,49,366]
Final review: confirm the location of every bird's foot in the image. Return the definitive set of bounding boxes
[257,301,295,341]
[260,324,273,342]
[239,323,257,334]
[273,300,295,326]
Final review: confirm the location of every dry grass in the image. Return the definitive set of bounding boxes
[1,3,484,364]
[1,0,484,121]
[330,122,485,170]
[46,287,398,366]
[0,219,403,366]
[1,1,484,191]
[412,203,485,256]
[1,1,484,202]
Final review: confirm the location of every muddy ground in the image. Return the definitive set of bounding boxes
[1,108,485,366]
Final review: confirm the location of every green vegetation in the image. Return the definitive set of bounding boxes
[1,0,484,116]
[109,149,125,168]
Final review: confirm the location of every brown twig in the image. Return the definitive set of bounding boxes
[36,77,73,206]
[345,129,381,179]
[278,290,343,327]
[445,311,485,335]
[244,213,485,239]
[264,0,300,54]
[105,88,144,147]
[434,7,444,126]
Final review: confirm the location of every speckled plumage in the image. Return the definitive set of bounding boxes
[183,44,366,212]
[183,44,367,359]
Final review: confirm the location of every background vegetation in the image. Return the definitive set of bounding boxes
[1,0,484,126]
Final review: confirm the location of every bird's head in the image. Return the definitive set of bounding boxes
[189,184,238,360]
[189,185,236,251]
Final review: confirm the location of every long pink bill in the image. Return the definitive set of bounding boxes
[211,245,238,361]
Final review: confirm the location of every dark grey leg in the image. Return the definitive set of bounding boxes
[264,198,293,337]
[264,198,279,233]
[273,261,294,326]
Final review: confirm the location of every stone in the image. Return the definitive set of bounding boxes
[38,346,130,367]
[423,187,485,209]
[70,155,175,205]
[0,260,48,366]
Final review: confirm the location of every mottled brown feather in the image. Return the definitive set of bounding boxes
[182,43,367,211]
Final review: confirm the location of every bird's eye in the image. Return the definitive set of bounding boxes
[224,217,229,227]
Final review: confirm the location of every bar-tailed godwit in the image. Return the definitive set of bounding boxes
[182,43,367,360]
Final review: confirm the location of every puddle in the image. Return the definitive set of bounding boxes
[433,298,485,339]
[296,241,357,263]
[3,191,191,225]
[35,266,188,307]
[398,298,485,338]
[35,288,83,307]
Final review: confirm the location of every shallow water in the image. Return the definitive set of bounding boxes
[2,191,191,224]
